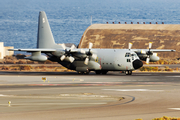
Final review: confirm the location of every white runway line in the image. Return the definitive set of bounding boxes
[169,108,180,111]
[0,103,106,106]
[0,94,6,96]
[0,87,69,92]
[102,89,164,92]
[135,74,152,75]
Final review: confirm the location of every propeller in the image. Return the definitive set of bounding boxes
[69,56,75,63]
[84,57,89,65]
[128,42,132,50]
[146,56,150,64]
[60,44,76,63]
[83,42,97,65]
[146,42,153,64]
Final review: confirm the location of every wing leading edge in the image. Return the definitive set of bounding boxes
[132,49,175,52]
[8,48,56,52]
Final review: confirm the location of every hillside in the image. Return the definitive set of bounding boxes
[78,24,180,59]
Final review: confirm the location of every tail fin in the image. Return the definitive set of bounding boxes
[37,11,56,48]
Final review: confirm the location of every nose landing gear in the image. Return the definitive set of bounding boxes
[125,70,132,75]
[77,71,90,74]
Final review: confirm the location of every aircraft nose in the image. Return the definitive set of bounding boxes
[133,59,143,69]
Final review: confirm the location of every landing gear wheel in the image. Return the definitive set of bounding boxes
[102,71,108,75]
[125,70,132,75]
[125,71,129,75]
[78,72,84,74]
[84,71,90,75]
[128,70,132,75]
[95,71,102,74]
[77,71,90,75]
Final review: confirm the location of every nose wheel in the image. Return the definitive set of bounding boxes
[125,70,132,75]
[77,71,90,74]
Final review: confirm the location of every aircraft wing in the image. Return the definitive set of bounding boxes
[8,48,56,52]
[131,48,175,64]
[132,49,175,52]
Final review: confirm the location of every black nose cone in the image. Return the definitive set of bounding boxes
[133,59,143,69]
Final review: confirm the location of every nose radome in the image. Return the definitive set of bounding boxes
[133,59,143,69]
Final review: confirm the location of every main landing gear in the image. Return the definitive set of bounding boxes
[95,70,108,75]
[125,70,132,75]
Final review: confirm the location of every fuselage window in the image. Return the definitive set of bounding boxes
[127,59,131,62]
[125,53,131,57]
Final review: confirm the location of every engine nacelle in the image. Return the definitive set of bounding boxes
[150,55,159,62]
[88,61,101,70]
[25,51,47,62]
[136,52,160,62]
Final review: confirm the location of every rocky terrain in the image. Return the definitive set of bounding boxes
[78,24,180,59]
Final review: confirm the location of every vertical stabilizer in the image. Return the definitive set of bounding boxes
[37,11,56,48]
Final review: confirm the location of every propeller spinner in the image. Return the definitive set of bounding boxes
[60,44,75,63]
[83,42,97,65]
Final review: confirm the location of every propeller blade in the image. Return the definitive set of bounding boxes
[146,57,150,64]
[81,49,86,54]
[61,43,66,50]
[149,42,152,49]
[89,42,93,49]
[128,42,132,50]
[60,55,66,61]
[70,44,76,50]
[84,57,89,65]
[92,54,97,59]
[69,56,75,63]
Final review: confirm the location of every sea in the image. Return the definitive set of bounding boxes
[0,0,180,54]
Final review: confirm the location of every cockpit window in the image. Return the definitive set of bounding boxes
[131,53,139,61]
[131,54,137,57]
[125,53,131,57]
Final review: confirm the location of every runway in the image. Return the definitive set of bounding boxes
[0,72,180,120]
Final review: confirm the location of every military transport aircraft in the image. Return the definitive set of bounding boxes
[9,11,175,75]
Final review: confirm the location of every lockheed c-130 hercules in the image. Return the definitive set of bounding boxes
[9,11,175,75]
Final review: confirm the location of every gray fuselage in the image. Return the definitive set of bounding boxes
[58,49,141,72]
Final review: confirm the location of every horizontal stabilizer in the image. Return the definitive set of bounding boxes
[8,48,56,52]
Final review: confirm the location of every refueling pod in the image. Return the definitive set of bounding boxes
[149,53,160,62]
[25,51,47,62]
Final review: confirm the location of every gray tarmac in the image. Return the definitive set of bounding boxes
[0,71,180,120]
